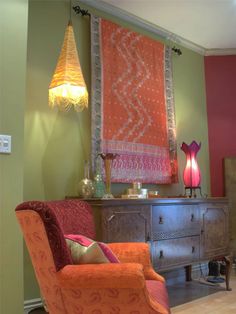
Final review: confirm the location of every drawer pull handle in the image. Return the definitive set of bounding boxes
[159,250,164,259]
[191,214,194,222]
[159,216,164,224]
[192,246,195,253]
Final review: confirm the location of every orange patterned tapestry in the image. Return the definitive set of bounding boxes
[91,16,178,184]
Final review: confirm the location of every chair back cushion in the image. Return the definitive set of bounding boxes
[16,200,95,271]
[46,200,95,238]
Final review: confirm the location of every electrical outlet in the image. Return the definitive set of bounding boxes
[0,135,11,154]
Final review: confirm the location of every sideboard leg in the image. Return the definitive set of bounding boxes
[223,256,232,291]
[185,265,192,281]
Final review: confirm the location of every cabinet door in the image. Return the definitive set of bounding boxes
[200,203,229,259]
[102,205,151,243]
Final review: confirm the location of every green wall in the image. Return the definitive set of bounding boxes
[24,0,91,299]
[171,46,209,197]
[24,0,210,301]
[0,1,28,313]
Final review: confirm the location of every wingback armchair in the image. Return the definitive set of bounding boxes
[16,199,170,314]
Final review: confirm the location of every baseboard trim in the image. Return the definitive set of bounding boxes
[24,298,42,311]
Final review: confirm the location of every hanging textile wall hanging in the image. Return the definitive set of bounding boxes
[91,16,178,184]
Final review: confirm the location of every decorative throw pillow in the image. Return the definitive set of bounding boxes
[64,234,119,264]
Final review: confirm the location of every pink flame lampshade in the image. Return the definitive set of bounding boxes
[181,141,201,188]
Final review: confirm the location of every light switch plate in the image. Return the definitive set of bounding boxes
[0,135,11,154]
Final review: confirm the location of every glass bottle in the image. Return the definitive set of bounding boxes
[94,159,105,198]
[78,160,95,198]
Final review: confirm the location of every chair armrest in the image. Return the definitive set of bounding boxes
[108,242,165,282]
[57,263,170,314]
[56,263,145,289]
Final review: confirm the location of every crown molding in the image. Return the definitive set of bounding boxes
[78,0,236,57]
[205,48,236,56]
[78,0,206,55]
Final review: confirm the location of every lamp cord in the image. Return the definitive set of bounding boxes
[69,0,72,21]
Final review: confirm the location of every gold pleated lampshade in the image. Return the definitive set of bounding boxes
[49,21,88,112]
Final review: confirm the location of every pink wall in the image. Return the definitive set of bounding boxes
[205,55,236,196]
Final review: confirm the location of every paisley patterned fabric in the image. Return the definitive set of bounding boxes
[15,200,170,314]
[57,263,170,313]
[16,210,67,314]
[108,242,165,283]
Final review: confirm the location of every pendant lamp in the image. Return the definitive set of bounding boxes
[48,21,88,112]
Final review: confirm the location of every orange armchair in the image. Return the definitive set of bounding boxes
[16,200,170,314]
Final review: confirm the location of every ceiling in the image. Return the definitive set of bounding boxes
[93,0,236,55]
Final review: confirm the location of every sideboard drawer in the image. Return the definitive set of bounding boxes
[152,236,200,270]
[152,205,200,240]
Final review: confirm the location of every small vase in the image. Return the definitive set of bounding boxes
[78,160,95,198]
[94,159,105,198]
[99,153,118,199]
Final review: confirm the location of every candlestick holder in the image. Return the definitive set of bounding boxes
[99,153,118,199]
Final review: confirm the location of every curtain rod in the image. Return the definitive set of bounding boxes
[73,4,182,55]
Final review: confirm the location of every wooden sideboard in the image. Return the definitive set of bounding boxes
[67,196,231,289]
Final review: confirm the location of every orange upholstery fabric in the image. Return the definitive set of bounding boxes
[146,280,170,312]
[59,286,169,314]
[16,200,170,314]
[16,210,66,314]
[108,242,165,283]
[57,263,145,289]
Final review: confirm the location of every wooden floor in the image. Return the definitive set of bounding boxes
[27,273,236,314]
[169,272,236,314]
